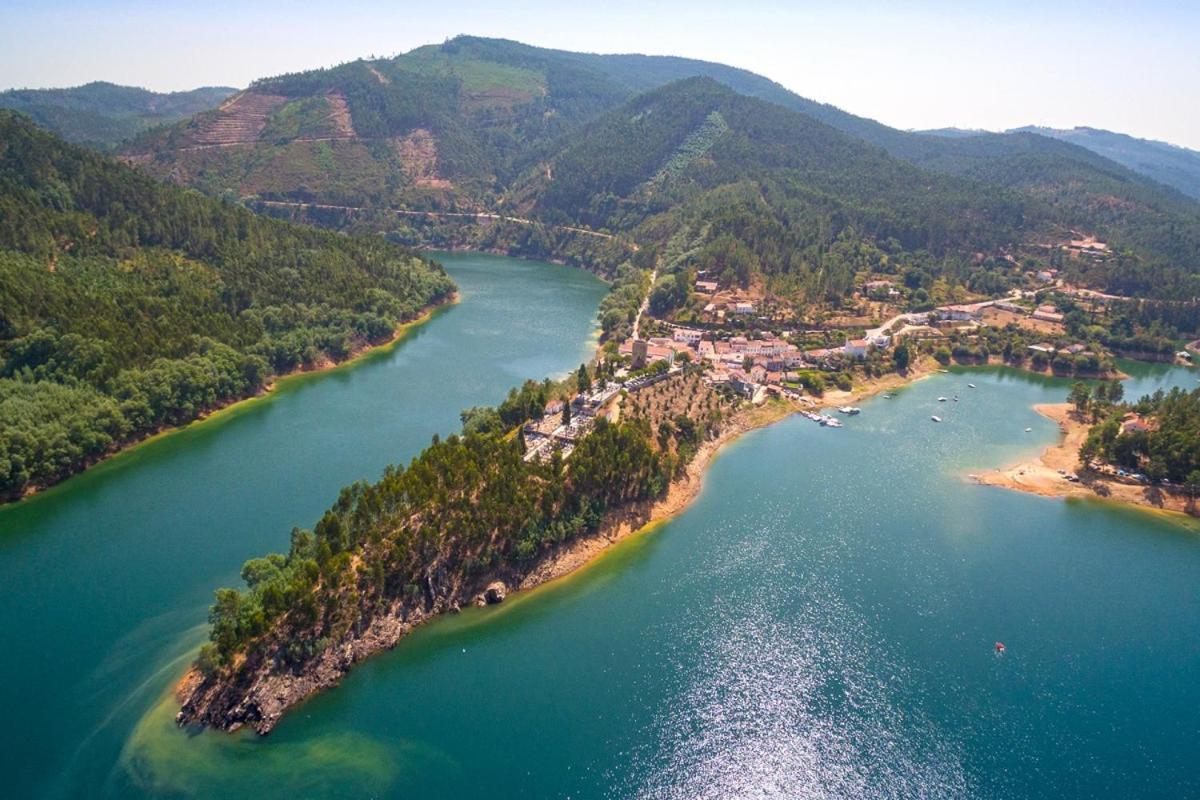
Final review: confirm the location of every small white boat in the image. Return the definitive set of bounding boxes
[938,396,948,402]
[1024,427,1032,432]
[837,406,861,415]
[931,415,942,423]
[967,383,976,389]
[953,396,959,402]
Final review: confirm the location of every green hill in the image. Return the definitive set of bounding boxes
[121,36,1200,302]
[0,81,236,149]
[0,111,454,499]
[1009,126,1200,202]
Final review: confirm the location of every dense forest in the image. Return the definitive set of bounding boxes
[184,370,731,730]
[0,112,454,499]
[1081,386,1200,486]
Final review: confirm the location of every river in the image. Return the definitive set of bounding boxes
[3,258,1200,797]
[0,253,608,798]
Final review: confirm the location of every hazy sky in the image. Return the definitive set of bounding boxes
[4,0,1198,149]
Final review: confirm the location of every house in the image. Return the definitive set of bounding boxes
[1120,413,1156,435]
[1036,269,1058,283]
[1028,343,1056,354]
[695,280,719,293]
[672,327,703,344]
[733,302,756,314]
[1032,304,1065,323]
[936,302,990,321]
[843,338,870,359]
[728,370,756,397]
[1065,343,1087,354]
[995,300,1025,314]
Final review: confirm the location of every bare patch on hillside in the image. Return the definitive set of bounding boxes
[392,129,452,189]
[319,92,356,139]
[184,91,286,147]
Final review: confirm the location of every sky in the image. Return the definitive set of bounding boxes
[3,0,1199,149]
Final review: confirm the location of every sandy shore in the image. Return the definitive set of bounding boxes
[973,403,1197,517]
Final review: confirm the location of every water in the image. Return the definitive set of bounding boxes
[0,253,607,799]
[3,268,1199,797]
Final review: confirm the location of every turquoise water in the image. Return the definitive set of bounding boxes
[0,253,607,799]
[3,257,1199,797]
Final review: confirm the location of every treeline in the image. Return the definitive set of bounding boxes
[0,112,454,498]
[1081,386,1200,486]
[198,370,729,678]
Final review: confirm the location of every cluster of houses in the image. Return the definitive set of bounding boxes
[522,381,624,463]
[615,323,893,402]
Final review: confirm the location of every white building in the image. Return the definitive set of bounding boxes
[672,327,703,344]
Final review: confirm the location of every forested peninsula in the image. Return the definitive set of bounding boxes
[176,368,758,734]
[0,112,455,501]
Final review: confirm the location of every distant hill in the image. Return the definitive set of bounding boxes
[924,125,1200,202]
[122,35,1200,301]
[1010,126,1200,202]
[0,81,236,149]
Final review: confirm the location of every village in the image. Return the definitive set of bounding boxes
[521,234,1177,463]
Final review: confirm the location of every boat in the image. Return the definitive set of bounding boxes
[994,642,1006,655]
[967,383,976,389]
[820,416,842,427]
[1024,427,1032,432]
[931,415,942,423]
[952,396,959,402]
[938,396,948,402]
[837,406,861,415]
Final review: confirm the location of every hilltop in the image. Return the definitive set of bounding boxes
[0,81,236,149]
[119,36,1200,304]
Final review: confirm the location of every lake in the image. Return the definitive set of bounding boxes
[2,254,1199,798]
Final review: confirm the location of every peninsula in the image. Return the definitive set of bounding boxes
[977,384,1200,518]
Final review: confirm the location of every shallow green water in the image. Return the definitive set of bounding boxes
[3,259,1199,798]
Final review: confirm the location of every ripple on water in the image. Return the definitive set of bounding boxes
[623,575,969,799]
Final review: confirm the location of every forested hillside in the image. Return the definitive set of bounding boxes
[0,82,236,149]
[1010,126,1200,202]
[0,112,454,499]
[121,36,1200,303]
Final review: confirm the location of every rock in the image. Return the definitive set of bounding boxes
[450,601,461,614]
[483,581,507,604]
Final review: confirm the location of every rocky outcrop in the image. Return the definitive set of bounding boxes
[483,581,507,604]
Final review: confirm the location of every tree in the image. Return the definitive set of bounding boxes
[1068,382,1091,416]
[562,402,571,426]
[576,364,591,394]
[1107,380,1124,404]
[893,343,911,371]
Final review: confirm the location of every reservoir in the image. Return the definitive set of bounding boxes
[2,253,1198,798]
[0,253,607,798]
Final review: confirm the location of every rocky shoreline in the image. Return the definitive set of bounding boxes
[174,398,799,735]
